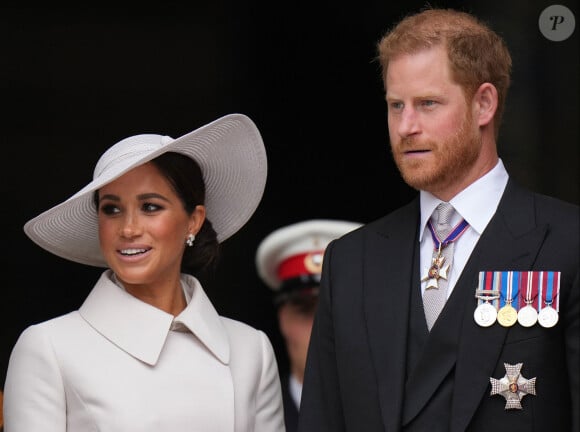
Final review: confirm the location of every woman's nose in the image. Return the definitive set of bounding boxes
[119,213,142,238]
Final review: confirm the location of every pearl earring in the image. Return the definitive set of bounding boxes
[186,233,195,247]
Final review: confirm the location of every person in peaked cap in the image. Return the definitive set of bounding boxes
[4,114,285,432]
[256,219,362,432]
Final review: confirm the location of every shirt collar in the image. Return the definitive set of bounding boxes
[289,373,303,409]
[79,270,230,366]
[419,159,509,241]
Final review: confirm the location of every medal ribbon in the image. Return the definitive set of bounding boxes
[541,271,560,311]
[478,271,500,309]
[499,271,519,308]
[520,271,539,309]
[485,271,493,292]
[427,218,469,251]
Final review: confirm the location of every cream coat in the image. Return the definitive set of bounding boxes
[4,270,285,432]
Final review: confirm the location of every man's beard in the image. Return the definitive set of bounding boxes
[391,114,481,194]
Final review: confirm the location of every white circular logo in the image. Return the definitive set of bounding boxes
[539,4,576,41]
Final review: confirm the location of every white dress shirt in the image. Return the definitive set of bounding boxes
[289,372,302,409]
[419,159,509,297]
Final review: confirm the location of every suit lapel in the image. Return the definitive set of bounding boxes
[399,181,549,429]
[450,180,548,431]
[363,199,419,431]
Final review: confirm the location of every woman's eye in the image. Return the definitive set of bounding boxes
[99,204,119,215]
[143,202,162,212]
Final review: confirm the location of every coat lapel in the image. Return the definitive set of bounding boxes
[363,199,419,431]
[79,270,174,365]
[399,181,548,429]
[450,180,548,431]
[79,270,230,366]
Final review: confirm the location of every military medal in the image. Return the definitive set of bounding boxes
[497,304,518,326]
[538,306,558,328]
[517,271,539,327]
[517,305,537,327]
[490,362,536,409]
[497,271,519,327]
[474,271,499,327]
[421,218,469,289]
[421,247,450,289]
[474,302,498,327]
[538,271,560,328]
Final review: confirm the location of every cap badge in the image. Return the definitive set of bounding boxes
[304,252,323,274]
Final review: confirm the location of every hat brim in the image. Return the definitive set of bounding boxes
[256,219,363,290]
[24,113,267,267]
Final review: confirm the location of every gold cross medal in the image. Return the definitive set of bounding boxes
[490,363,536,409]
[421,253,450,289]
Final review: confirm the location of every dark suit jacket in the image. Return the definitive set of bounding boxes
[281,373,300,432]
[298,180,579,431]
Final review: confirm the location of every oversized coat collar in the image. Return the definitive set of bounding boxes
[79,270,230,366]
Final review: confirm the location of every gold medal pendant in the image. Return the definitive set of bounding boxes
[497,304,518,327]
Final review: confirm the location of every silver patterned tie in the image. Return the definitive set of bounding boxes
[423,202,456,330]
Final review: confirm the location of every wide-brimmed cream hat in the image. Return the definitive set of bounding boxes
[24,113,267,267]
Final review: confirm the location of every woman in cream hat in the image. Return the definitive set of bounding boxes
[3,114,285,432]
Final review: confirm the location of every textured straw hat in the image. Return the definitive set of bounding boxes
[24,113,267,267]
[256,219,362,296]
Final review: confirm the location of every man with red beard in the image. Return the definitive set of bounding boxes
[298,8,579,432]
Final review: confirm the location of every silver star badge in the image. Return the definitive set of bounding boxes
[490,363,536,409]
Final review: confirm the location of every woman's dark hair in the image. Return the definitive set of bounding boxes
[93,151,220,275]
[152,152,220,275]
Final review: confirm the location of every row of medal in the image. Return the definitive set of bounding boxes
[474,270,560,328]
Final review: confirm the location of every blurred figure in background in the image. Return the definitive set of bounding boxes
[256,220,362,432]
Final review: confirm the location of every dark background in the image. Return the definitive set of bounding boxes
[1,1,578,383]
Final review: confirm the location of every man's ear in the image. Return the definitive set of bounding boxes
[474,82,498,127]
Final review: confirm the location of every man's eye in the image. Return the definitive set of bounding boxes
[389,101,403,110]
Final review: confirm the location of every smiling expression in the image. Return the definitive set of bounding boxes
[97,162,200,293]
